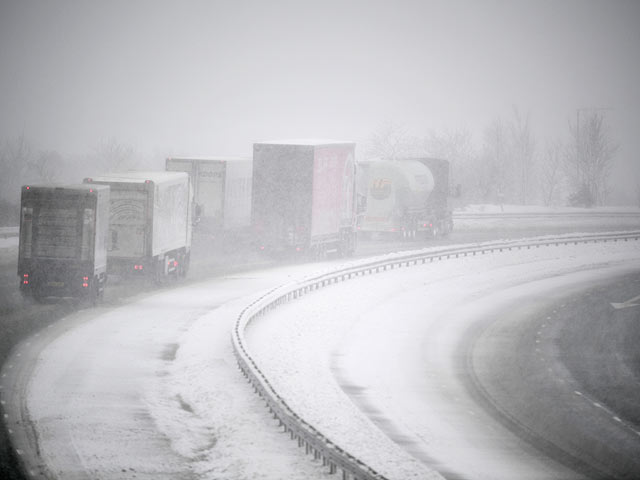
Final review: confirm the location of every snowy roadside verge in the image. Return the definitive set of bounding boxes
[235,232,640,480]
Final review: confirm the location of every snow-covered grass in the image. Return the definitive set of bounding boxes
[241,240,640,479]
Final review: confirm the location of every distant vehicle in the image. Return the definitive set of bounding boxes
[85,171,192,280]
[165,156,252,236]
[358,157,453,239]
[252,140,358,258]
[18,184,110,303]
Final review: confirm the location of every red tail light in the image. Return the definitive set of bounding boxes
[22,273,29,285]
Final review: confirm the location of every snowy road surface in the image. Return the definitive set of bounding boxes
[2,262,342,480]
[2,238,640,479]
[247,240,640,479]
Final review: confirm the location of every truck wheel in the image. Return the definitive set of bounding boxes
[21,290,42,304]
[154,258,166,285]
[89,282,100,306]
[313,244,327,261]
[178,252,190,278]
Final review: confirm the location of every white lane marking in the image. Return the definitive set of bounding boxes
[573,390,640,436]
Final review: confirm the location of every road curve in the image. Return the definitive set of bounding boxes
[321,245,640,479]
[0,263,340,480]
[468,270,640,479]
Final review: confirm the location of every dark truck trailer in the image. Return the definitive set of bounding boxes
[18,184,110,302]
[414,157,453,238]
[252,140,357,258]
[85,171,192,280]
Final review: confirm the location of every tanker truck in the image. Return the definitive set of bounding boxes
[358,157,452,239]
[252,140,358,258]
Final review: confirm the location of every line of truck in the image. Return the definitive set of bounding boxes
[17,140,453,302]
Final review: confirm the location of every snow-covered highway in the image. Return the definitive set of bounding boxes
[245,238,640,479]
[2,232,640,479]
[1,263,339,479]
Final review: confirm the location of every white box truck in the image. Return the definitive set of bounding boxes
[165,156,252,235]
[85,171,192,279]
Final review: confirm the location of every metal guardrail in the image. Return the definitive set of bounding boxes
[453,211,640,220]
[232,230,640,480]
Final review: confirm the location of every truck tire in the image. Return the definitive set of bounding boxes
[89,282,100,307]
[178,252,190,278]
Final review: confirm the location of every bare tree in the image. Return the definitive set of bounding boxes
[24,150,63,184]
[0,134,32,202]
[567,111,618,206]
[507,107,536,204]
[480,118,510,204]
[93,137,136,172]
[540,140,565,206]
[423,127,477,203]
[365,122,421,160]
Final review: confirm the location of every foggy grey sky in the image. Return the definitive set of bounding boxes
[1,0,639,191]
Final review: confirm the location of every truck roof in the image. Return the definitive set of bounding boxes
[255,139,355,147]
[86,171,188,184]
[22,183,109,193]
[167,156,250,162]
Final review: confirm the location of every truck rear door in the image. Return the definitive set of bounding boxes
[108,188,148,258]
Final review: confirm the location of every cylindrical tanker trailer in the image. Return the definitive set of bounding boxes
[358,157,453,239]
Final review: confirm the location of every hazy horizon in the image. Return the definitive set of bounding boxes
[1,0,638,199]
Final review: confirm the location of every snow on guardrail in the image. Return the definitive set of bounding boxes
[232,230,640,480]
